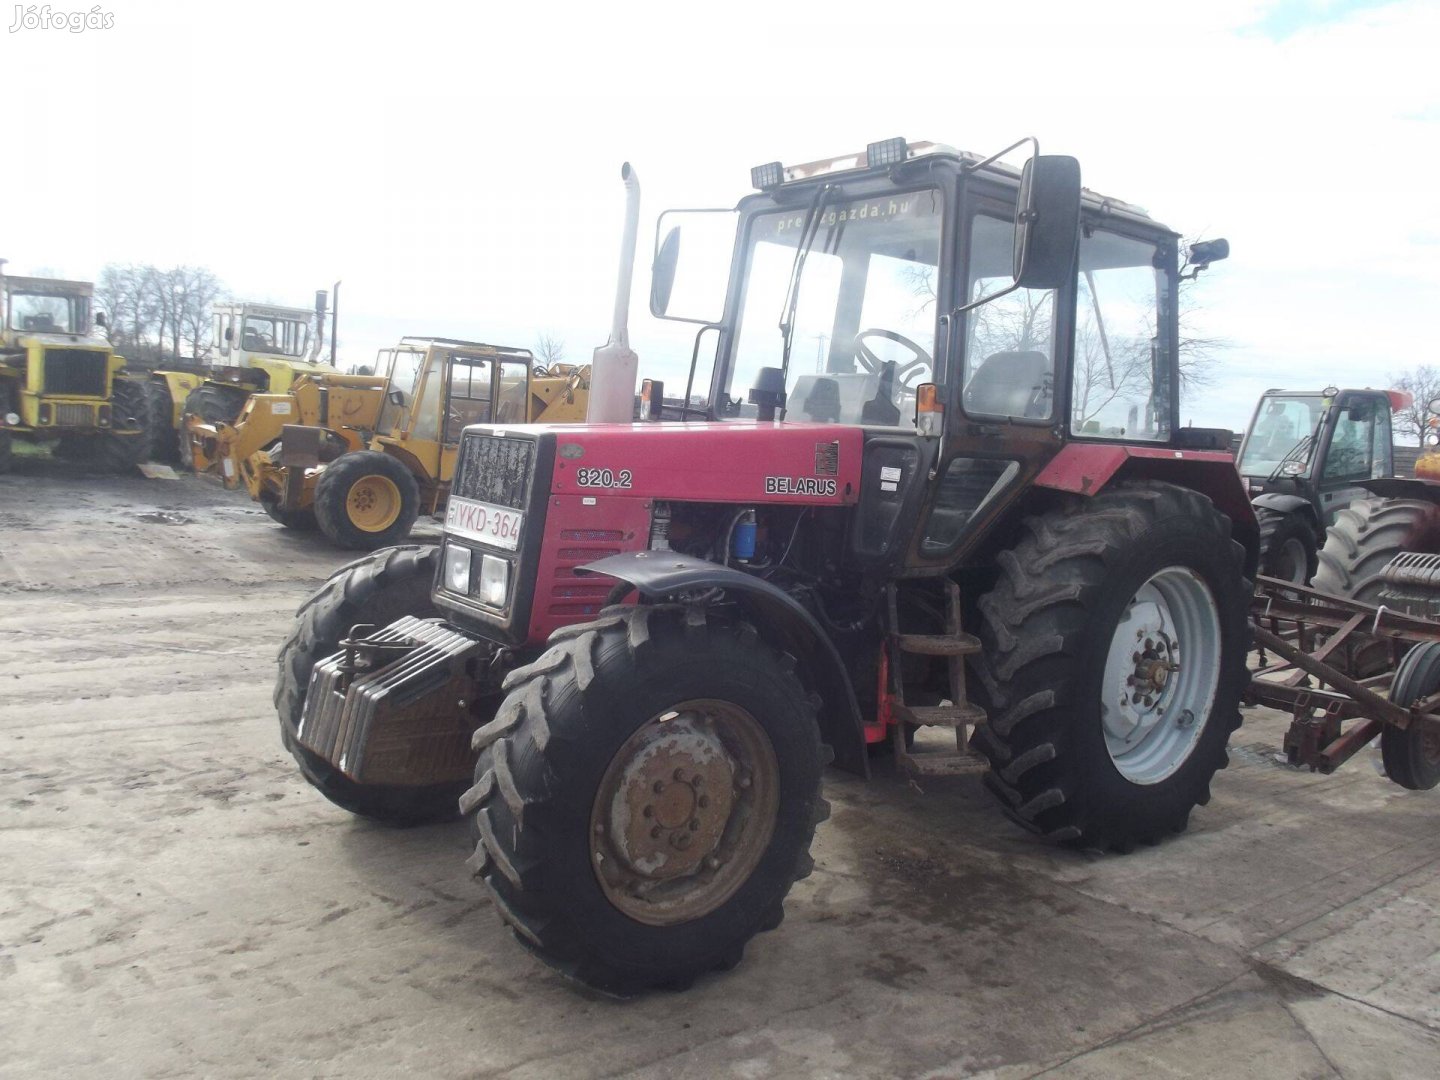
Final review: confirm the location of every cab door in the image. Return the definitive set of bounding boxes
[1313,391,1387,525]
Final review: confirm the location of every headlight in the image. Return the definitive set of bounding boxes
[479,554,509,608]
[443,544,472,594]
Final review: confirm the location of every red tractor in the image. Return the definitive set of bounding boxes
[279,139,1256,993]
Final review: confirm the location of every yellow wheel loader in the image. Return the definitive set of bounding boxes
[190,337,589,549]
[148,290,339,464]
[0,266,151,474]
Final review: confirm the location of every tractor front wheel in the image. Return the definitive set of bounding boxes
[314,451,420,551]
[973,482,1250,851]
[1256,507,1317,586]
[1382,641,1440,791]
[274,544,459,826]
[462,605,829,993]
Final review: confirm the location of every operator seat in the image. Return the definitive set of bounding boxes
[964,351,1050,418]
[793,376,842,422]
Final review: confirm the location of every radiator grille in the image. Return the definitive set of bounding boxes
[54,403,96,426]
[452,433,534,509]
[41,349,108,397]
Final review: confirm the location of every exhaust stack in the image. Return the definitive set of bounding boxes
[309,289,328,363]
[587,162,641,423]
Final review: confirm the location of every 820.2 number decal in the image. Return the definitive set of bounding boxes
[575,467,633,489]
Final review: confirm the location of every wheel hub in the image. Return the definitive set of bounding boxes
[1100,567,1222,785]
[590,699,779,926]
[608,720,735,880]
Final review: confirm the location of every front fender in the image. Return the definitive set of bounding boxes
[577,551,869,777]
[1252,492,1317,523]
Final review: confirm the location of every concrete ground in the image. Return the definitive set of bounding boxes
[2,457,1438,1079]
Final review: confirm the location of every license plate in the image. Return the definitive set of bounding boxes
[445,496,524,551]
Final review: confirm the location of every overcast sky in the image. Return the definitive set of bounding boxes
[5,0,1436,431]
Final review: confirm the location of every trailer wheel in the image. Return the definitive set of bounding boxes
[55,377,153,473]
[1382,641,1440,791]
[177,384,245,468]
[972,482,1250,851]
[1313,497,1440,676]
[462,605,829,994]
[314,451,421,551]
[1256,507,1316,586]
[274,544,460,826]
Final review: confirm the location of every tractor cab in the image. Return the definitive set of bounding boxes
[1,275,98,343]
[212,299,333,389]
[1238,386,1403,584]
[644,138,1244,571]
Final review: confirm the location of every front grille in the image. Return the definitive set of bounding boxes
[452,433,535,509]
[54,403,95,426]
[41,349,108,397]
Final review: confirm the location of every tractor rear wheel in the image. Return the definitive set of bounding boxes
[274,544,459,826]
[1256,507,1317,586]
[972,482,1250,851]
[144,381,177,462]
[54,377,153,473]
[314,450,421,551]
[462,605,829,994]
[0,431,11,474]
[1382,641,1440,791]
[1312,497,1440,676]
[178,384,246,468]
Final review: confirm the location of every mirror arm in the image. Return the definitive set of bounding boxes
[955,278,1021,315]
[962,135,1039,175]
[683,323,723,416]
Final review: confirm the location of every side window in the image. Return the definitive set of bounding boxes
[962,214,1056,420]
[1073,229,1168,441]
[412,356,445,442]
[444,358,494,442]
[1322,403,1377,482]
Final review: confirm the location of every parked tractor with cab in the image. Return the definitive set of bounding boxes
[148,291,338,463]
[193,337,589,549]
[0,265,151,473]
[276,141,1268,993]
[1237,386,1406,585]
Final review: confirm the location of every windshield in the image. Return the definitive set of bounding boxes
[240,314,308,357]
[9,290,84,334]
[376,347,426,435]
[1238,394,1327,476]
[727,187,943,426]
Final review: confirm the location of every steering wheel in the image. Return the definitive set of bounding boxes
[854,329,932,388]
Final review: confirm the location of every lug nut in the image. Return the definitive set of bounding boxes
[673,768,686,782]
[650,825,662,839]
[675,834,692,850]
[653,781,665,794]
[697,795,709,809]
[642,805,653,818]
[689,819,700,831]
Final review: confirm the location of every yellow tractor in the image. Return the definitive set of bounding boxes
[148,291,337,464]
[0,266,151,474]
[191,336,589,549]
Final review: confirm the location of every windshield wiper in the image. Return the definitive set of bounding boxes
[1267,411,1327,482]
[776,183,832,407]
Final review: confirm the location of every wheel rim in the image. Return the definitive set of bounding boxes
[347,475,402,532]
[589,698,780,926]
[1101,566,1222,785]
[1277,537,1308,585]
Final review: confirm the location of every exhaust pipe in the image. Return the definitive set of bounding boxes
[587,162,641,423]
[309,289,328,363]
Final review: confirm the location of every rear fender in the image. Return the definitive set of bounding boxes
[1252,492,1320,535]
[1360,478,1440,506]
[577,551,870,777]
[1034,443,1260,577]
[150,370,204,423]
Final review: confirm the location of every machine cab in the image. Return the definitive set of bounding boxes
[650,138,1230,573]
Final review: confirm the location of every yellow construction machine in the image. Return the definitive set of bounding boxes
[191,337,589,549]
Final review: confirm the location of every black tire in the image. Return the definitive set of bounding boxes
[144,380,178,462]
[1382,641,1440,791]
[1256,507,1317,586]
[261,493,318,531]
[1313,497,1440,677]
[54,377,153,473]
[0,431,11,475]
[178,384,246,468]
[314,450,421,551]
[971,482,1251,851]
[463,605,829,994]
[274,544,459,826]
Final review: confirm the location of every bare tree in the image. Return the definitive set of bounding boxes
[94,262,224,366]
[1388,366,1440,445]
[534,332,566,368]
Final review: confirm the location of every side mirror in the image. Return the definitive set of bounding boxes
[1014,155,1081,290]
[94,312,108,329]
[387,389,405,406]
[1188,238,1230,268]
[651,227,681,316]
[1427,396,1440,414]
